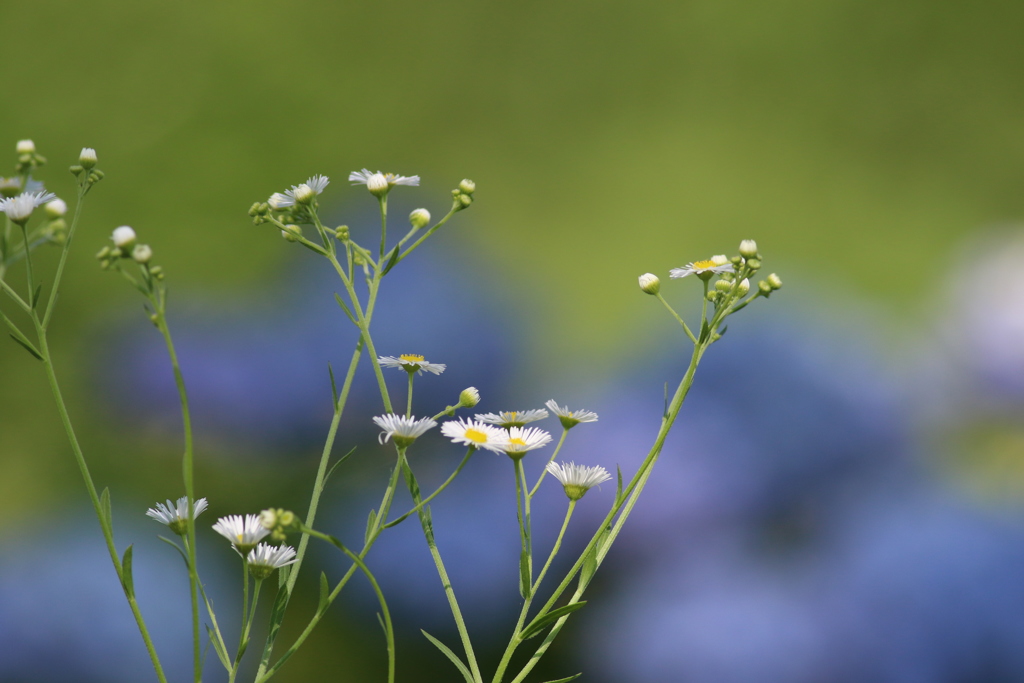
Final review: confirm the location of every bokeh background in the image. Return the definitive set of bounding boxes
[4,0,1024,681]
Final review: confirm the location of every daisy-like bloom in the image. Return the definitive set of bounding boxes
[268,174,330,209]
[669,255,734,279]
[501,426,554,460]
[373,413,437,448]
[476,409,549,429]
[348,169,420,197]
[247,542,298,580]
[212,514,270,554]
[441,418,510,453]
[378,354,446,375]
[112,225,137,249]
[145,496,209,536]
[545,461,612,501]
[544,400,599,430]
[0,191,57,223]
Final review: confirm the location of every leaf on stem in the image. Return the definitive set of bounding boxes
[318,571,330,614]
[157,535,190,569]
[323,447,356,489]
[328,361,339,406]
[8,333,42,360]
[365,509,377,545]
[541,675,582,683]
[207,624,232,671]
[421,630,475,683]
[278,564,290,589]
[99,487,112,531]
[615,466,624,506]
[520,601,587,640]
[380,246,401,276]
[519,549,532,599]
[333,292,356,324]
[31,283,41,310]
[121,545,135,597]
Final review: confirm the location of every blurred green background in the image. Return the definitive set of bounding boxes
[3,0,1024,680]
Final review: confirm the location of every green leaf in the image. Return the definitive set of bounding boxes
[206,624,232,670]
[121,545,135,597]
[421,630,474,683]
[31,283,41,309]
[519,549,532,599]
[328,362,339,406]
[99,487,112,530]
[323,447,356,489]
[157,535,190,569]
[333,292,356,323]
[278,564,290,588]
[365,509,377,545]
[615,466,624,506]
[318,571,330,613]
[381,246,401,276]
[520,601,587,640]
[541,675,582,683]
[9,333,42,360]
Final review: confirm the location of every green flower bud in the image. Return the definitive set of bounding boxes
[459,179,476,195]
[715,279,732,292]
[767,273,782,290]
[457,193,473,209]
[132,244,153,264]
[739,239,758,259]
[737,278,750,296]
[79,147,97,170]
[459,386,481,408]
[638,273,661,295]
[745,258,761,271]
[409,208,431,229]
[758,280,772,295]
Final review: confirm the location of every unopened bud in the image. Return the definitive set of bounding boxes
[111,226,137,249]
[739,239,758,259]
[459,179,476,195]
[715,279,732,292]
[132,244,153,264]
[281,224,302,242]
[45,198,67,218]
[766,273,782,290]
[459,387,481,408]
[737,278,750,296]
[335,225,350,241]
[745,258,761,271]
[409,208,431,229]
[79,147,97,169]
[96,246,111,260]
[278,510,296,528]
[259,509,278,530]
[759,280,772,295]
[16,140,35,155]
[710,254,729,266]
[366,173,389,197]
[457,193,473,208]
[638,273,660,295]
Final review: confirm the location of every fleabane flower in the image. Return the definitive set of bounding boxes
[247,542,297,579]
[546,461,612,500]
[441,418,509,453]
[670,255,734,279]
[544,400,598,430]
[349,169,420,197]
[145,496,209,536]
[378,354,446,375]
[373,414,437,448]
[0,191,57,223]
[501,426,553,460]
[476,409,549,429]
[268,174,329,209]
[212,514,270,554]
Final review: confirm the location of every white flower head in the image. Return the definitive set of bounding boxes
[502,426,553,460]
[373,413,437,448]
[378,354,446,375]
[268,175,329,209]
[476,409,549,429]
[212,514,270,554]
[0,191,57,223]
[638,273,660,295]
[669,256,735,280]
[545,461,612,500]
[544,400,598,430]
[409,208,431,229]
[349,169,420,197]
[145,496,209,535]
[16,139,35,155]
[766,273,783,290]
[112,225,137,249]
[79,147,97,169]
[440,418,510,453]
[132,244,153,264]
[247,542,298,580]
[45,198,67,218]
[739,239,758,259]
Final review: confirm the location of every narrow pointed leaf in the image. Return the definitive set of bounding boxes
[334,292,356,323]
[206,624,232,670]
[121,545,135,597]
[328,361,339,406]
[519,549,532,599]
[278,564,290,588]
[157,535,190,568]
[541,674,582,683]
[323,447,356,489]
[421,630,474,683]
[31,284,42,309]
[9,334,42,360]
[381,246,401,276]
[318,571,330,613]
[365,509,377,545]
[615,466,623,506]
[520,601,587,640]
[99,487,112,530]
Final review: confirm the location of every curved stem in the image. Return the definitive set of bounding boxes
[528,429,568,498]
[384,447,475,529]
[42,182,86,329]
[655,291,697,344]
[532,500,575,594]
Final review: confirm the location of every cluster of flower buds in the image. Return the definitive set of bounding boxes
[96,226,162,276]
[452,178,475,211]
[41,198,68,244]
[259,508,301,544]
[69,148,103,187]
[15,139,46,174]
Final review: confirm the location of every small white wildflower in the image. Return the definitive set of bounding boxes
[544,400,598,430]
[441,418,510,453]
[378,354,446,375]
[79,147,97,169]
[459,387,481,408]
[638,273,660,295]
[739,239,758,259]
[112,226,137,249]
[212,514,270,554]
[268,175,329,209]
[476,409,548,429]
[669,257,735,279]
[349,169,420,197]
[145,496,209,536]
[16,140,35,155]
[545,461,612,500]
[0,191,57,223]
[247,542,298,579]
[45,198,67,218]
[501,426,554,460]
[372,414,437,448]
[132,244,153,264]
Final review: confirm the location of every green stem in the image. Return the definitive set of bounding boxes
[532,500,575,594]
[406,371,414,418]
[396,203,459,265]
[379,195,388,261]
[42,181,86,329]
[655,291,697,344]
[384,446,475,529]
[19,224,36,309]
[528,429,568,498]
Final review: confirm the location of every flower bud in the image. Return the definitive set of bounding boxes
[457,193,473,208]
[96,246,111,260]
[409,208,431,229]
[766,273,782,290]
[739,239,758,259]
[715,279,732,292]
[111,226,137,249]
[132,244,153,264]
[459,387,481,408]
[759,280,772,295]
[16,140,35,155]
[638,273,660,295]
[45,198,67,218]
[79,148,97,169]
[335,225,350,241]
[459,179,476,195]
[281,224,302,242]
[259,509,278,530]
[710,254,729,266]
[737,278,750,296]
[366,173,390,197]
[278,510,296,528]
[745,258,761,270]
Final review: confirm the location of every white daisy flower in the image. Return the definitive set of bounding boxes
[476,409,549,429]
[145,496,209,536]
[545,461,612,500]
[378,354,446,375]
[212,514,270,553]
[501,426,553,460]
[348,169,420,197]
[440,418,510,453]
[0,191,57,223]
[247,542,298,580]
[267,175,329,209]
[669,255,735,279]
[373,413,437,448]
[111,225,137,249]
[544,400,599,430]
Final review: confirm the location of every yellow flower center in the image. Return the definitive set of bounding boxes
[465,428,487,443]
[236,533,244,542]
[399,354,425,362]
[508,438,527,448]
[692,259,717,269]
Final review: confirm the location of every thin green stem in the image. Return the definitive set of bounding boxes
[42,182,86,329]
[19,224,36,309]
[532,500,575,594]
[0,276,31,312]
[655,291,697,344]
[396,203,459,265]
[379,195,388,261]
[384,447,475,529]
[528,429,568,498]
[406,371,414,418]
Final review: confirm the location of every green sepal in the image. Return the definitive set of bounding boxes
[318,571,330,614]
[520,601,587,640]
[519,549,532,599]
[8,333,42,360]
[121,545,135,597]
[541,675,582,683]
[421,630,475,683]
[365,509,377,545]
[380,245,401,276]
[207,624,232,670]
